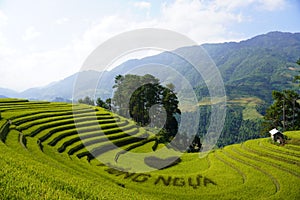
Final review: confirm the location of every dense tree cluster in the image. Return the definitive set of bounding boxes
[78,96,94,106]
[262,59,300,134]
[96,98,111,110]
[215,105,262,147]
[262,90,300,133]
[112,74,181,141]
[78,96,111,110]
[173,105,262,148]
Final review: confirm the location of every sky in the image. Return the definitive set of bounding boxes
[0,0,299,92]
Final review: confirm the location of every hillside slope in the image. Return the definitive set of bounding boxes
[1,31,299,102]
[0,99,299,199]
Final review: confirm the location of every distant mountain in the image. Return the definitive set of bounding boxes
[0,88,18,98]
[202,31,300,101]
[93,31,300,103]
[1,31,299,102]
[19,70,103,101]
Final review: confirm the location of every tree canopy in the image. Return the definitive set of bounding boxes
[112,74,181,141]
[262,59,300,134]
[262,90,300,133]
[78,96,94,106]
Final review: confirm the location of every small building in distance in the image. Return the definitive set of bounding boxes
[269,128,285,145]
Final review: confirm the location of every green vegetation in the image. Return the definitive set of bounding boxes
[194,100,263,147]
[202,32,300,103]
[112,74,180,144]
[78,96,94,106]
[262,90,300,133]
[0,98,299,199]
[262,59,300,134]
[96,97,111,110]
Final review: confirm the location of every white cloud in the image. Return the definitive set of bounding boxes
[0,35,15,56]
[0,15,137,91]
[0,46,80,91]
[156,0,245,43]
[66,0,250,75]
[257,0,286,11]
[0,32,5,45]
[0,10,8,27]
[212,0,286,11]
[72,15,130,58]
[1,0,251,91]
[74,0,249,51]
[55,17,70,25]
[0,10,7,45]
[133,1,151,9]
[0,10,15,56]
[0,0,292,91]
[22,26,41,41]
[211,0,254,11]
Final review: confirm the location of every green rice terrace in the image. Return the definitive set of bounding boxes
[0,98,299,199]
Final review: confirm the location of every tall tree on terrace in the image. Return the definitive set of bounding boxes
[161,84,181,137]
[112,74,181,142]
[112,74,127,117]
[96,98,109,109]
[262,90,300,133]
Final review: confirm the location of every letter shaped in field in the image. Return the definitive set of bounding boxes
[154,176,172,186]
[105,168,122,175]
[132,174,151,183]
[116,171,136,179]
[173,177,185,187]
[188,175,202,189]
[203,177,217,186]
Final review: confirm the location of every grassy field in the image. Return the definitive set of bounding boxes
[0,98,299,199]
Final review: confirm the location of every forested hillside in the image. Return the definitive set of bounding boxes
[203,31,300,102]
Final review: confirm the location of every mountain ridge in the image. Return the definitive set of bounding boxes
[1,31,299,102]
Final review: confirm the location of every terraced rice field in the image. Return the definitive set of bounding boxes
[0,98,299,199]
